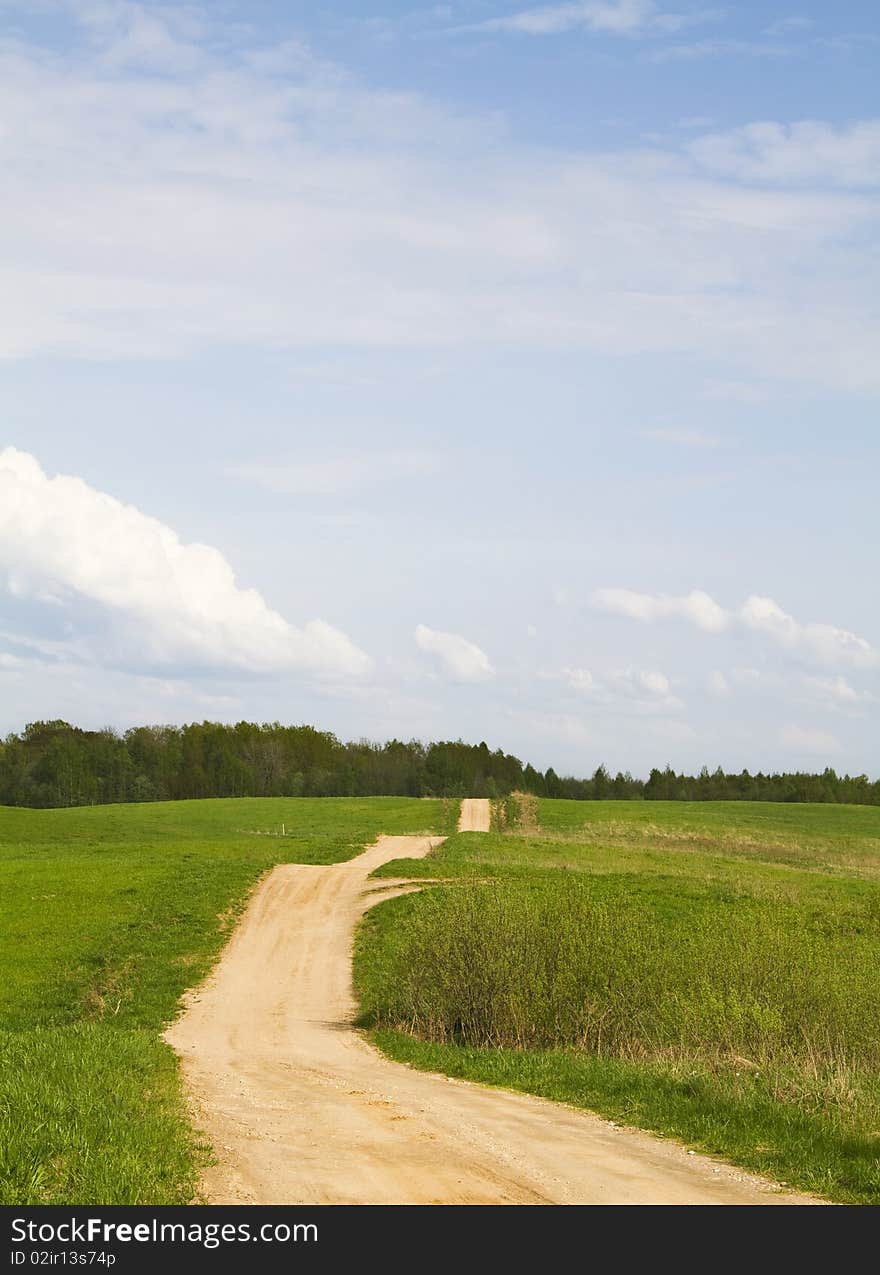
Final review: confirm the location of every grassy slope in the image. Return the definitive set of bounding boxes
[0,796,452,1204]
[537,798,880,879]
[357,799,880,1203]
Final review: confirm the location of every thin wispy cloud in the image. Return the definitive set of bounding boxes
[456,0,724,36]
[706,670,730,697]
[779,723,841,756]
[802,675,874,709]
[689,120,880,188]
[458,0,657,36]
[647,38,797,62]
[235,450,441,497]
[764,17,815,37]
[638,428,723,447]
[0,7,876,393]
[455,0,721,37]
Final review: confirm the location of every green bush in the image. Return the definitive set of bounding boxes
[362,876,880,1071]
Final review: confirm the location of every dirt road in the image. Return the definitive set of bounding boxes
[459,796,492,832]
[166,799,812,1204]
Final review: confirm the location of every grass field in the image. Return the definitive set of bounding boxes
[357,797,880,1203]
[0,796,452,1204]
[7,792,879,1204]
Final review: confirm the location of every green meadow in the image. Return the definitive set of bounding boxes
[5,792,879,1205]
[357,797,880,1203]
[0,796,452,1204]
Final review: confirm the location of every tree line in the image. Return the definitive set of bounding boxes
[0,719,877,809]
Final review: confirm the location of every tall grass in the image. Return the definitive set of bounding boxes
[361,875,880,1078]
[358,810,880,1200]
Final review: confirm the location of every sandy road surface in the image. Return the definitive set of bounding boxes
[166,799,812,1204]
[459,796,492,832]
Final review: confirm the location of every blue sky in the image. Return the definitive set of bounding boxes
[0,0,878,776]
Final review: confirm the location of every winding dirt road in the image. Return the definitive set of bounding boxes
[166,799,812,1204]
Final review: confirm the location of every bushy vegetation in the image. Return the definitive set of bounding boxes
[361,877,880,1064]
[0,796,450,1204]
[1,719,877,809]
[356,799,880,1202]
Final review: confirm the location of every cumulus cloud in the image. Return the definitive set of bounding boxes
[415,624,494,682]
[638,669,671,695]
[740,595,878,669]
[592,585,878,670]
[565,665,682,711]
[591,587,729,632]
[0,448,371,677]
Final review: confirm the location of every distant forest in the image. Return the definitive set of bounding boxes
[0,719,877,809]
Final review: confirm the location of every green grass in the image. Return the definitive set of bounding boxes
[536,798,880,879]
[0,795,452,1204]
[356,799,880,1203]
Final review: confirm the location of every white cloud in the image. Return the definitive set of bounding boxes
[0,8,877,391]
[740,595,878,669]
[591,587,729,632]
[462,0,721,37]
[802,675,874,708]
[764,17,814,37]
[637,669,670,695]
[565,665,681,710]
[779,724,841,756]
[592,586,879,671]
[648,38,796,62]
[415,623,494,682]
[689,120,880,188]
[0,448,371,677]
[235,450,440,497]
[465,0,657,36]
[738,594,798,640]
